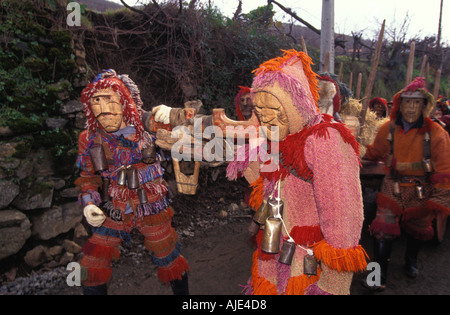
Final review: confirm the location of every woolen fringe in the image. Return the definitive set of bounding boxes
[285,272,321,295]
[376,193,403,216]
[312,240,368,273]
[82,240,121,261]
[369,220,401,237]
[250,251,278,295]
[157,255,190,284]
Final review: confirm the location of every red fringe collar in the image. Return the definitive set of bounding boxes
[261,114,360,183]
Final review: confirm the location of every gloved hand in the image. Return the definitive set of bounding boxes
[83,204,106,227]
[152,104,172,125]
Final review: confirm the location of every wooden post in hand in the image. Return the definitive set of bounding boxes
[358,20,385,141]
[405,41,416,86]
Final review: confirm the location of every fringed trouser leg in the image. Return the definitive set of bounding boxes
[80,207,189,287]
[137,207,189,284]
[80,218,128,287]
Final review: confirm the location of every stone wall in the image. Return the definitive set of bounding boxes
[0,98,88,272]
[0,1,91,272]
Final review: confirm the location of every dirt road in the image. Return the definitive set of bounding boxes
[18,167,450,295]
[52,215,450,296]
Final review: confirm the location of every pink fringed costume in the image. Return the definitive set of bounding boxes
[227,50,367,295]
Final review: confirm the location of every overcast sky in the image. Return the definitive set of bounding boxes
[113,0,449,44]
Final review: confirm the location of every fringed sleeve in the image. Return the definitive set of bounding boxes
[364,121,391,161]
[304,127,367,294]
[75,130,102,204]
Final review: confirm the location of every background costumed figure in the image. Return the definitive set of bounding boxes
[235,86,253,121]
[227,50,367,295]
[363,77,450,290]
[76,69,189,295]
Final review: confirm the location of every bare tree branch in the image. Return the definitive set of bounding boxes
[233,0,242,21]
[120,0,151,19]
[269,0,320,35]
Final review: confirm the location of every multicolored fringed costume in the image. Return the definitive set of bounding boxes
[75,70,189,292]
[366,78,450,241]
[227,50,367,295]
[364,78,450,286]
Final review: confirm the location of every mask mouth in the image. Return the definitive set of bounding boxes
[96,112,122,118]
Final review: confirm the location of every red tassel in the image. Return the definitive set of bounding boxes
[157,256,190,284]
[84,267,112,285]
[376,193,403,216]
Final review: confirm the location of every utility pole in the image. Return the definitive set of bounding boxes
[320,0,334,73]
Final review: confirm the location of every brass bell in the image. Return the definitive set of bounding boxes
[117,167,127,186]
[126,166,140,189]
[393,181,401,197]
[303,253,318,277]
[101,177,111,202]
[268,197,284,218]
[422,159,432,173]
[142,143,156,164]
[253,199,271,225]
[279,239,296,265]
[415,185,425,200]
[137,187,148,204]
[261,217,282,254]
[89,144,108,173]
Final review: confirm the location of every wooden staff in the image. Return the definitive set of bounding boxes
[433,69,441,100]
[356,73,362,99]
[358,20,385,140]
[301,36,308,54]
[419,54,428,77]
[338,62,343,81]
[405,41,416,86]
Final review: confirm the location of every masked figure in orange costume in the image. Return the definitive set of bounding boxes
[364,77,450,290]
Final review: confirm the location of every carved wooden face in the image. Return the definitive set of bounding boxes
[252,91,290,141]
[90,88,124,132]
[400,97,425,124]
[372,103,386,118]
[239,93,253,120]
